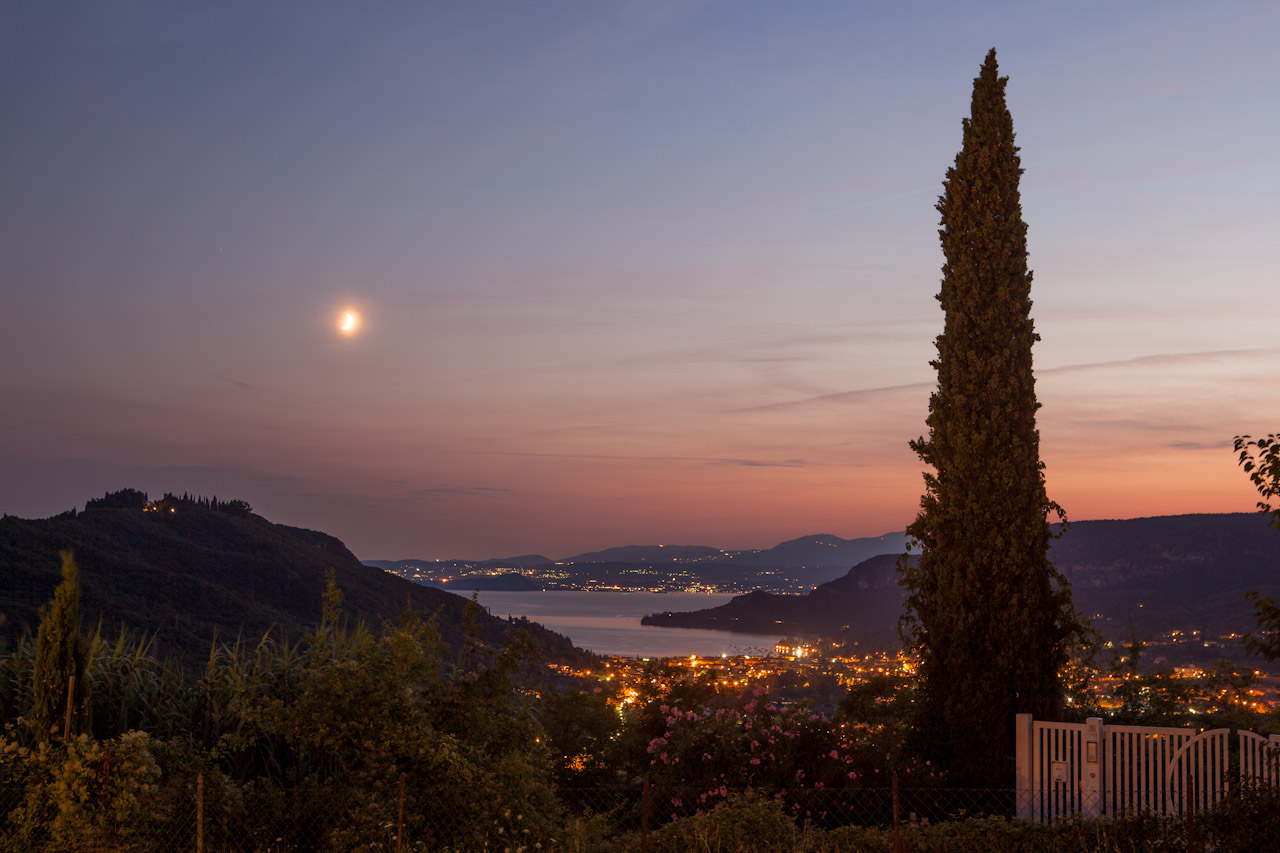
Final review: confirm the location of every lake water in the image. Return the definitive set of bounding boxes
[471,590,782,658]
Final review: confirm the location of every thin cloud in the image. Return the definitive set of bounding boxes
[728,381,930,414]
[1166,439,1235,451]
[428,447,808,467]
[406,486,511,500]
[1040,348,1279,376]
[734,348,1280,415]
[711,458,806,468]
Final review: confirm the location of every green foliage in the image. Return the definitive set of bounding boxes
[1200,783,1280,852]
[86,628,191,741]
[1234,434,1280,523]
[1234,434,1280,662]
[644,800,1231,853]
[648,791,798,853]
[542,686,622,794]
[838,673,916,730]
[634,687,939,830]
[1244,590,1280,663]
[32,552,89,741]
[0,730,161,851]
[899,49,1079,785]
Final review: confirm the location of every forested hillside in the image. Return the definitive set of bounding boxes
[0,490,588,667]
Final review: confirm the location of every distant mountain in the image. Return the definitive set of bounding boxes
[643,553,908,643]
[563,544,723,563]
[643,513,1280,650]
[725,532,913,578]
[365,554,553,575]
[0,491,589,668]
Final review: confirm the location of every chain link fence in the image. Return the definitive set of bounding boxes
[0,776,1101,852]
[7,774,1280,851]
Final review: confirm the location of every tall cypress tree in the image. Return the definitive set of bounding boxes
[899,49,1077,786]
[32,551,90,739]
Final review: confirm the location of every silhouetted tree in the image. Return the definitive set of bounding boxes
[899,49,1077,785]
[84,488,148,510]
[1234,434,1280,661]
[32,551,90,739]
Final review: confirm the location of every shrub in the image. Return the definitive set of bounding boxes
[648,791,798,853]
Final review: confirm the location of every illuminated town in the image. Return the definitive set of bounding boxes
[547,640,1280,717]
[382,557,821,594]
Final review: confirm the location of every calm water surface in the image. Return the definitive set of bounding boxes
[471,590,781,658]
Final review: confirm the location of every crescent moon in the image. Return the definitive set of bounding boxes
[341,312,356,331]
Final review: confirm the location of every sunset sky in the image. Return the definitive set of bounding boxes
[2,1,1277,560]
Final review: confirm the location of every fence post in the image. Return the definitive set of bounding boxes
[640,772,650,853]
[397,772,406,853]
[1082,717,1103,818]
[1185,774,1197,853]
[891,770,903,853]
[63,675,75,739]
[1015,713,1033,820]
[196,772,204,853]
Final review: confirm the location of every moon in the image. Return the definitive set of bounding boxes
[339,310,359,335]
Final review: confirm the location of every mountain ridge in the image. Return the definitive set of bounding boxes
[641,513,1280,652]
[0,491,590,668]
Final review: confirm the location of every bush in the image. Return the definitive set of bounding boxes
[1,730,161,852]
[648,791,798,853]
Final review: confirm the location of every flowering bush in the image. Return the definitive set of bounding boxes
[1,730,162,850]
[641,688,939,825]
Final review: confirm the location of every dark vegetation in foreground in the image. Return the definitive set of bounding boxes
[3,558,1280,851]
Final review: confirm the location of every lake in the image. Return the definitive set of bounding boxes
[470,590,782,658]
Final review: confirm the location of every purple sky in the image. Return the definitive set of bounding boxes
[3,1,1277,560]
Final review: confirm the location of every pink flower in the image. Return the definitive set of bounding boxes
[750,758,761,765]
[829,750,839,759]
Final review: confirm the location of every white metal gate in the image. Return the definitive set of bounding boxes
[1016,714,1280,823]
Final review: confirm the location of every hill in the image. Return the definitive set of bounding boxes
[0,491,590,668]
[724,532,913,576]
[642,513,1280,652]
[370,533,916,593]
[563,544,724,563]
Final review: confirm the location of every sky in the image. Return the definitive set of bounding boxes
[2,1,1277,561]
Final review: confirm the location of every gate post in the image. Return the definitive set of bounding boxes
[1082,717,1103,818]
[1015,713,1033,820]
